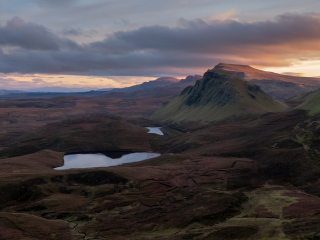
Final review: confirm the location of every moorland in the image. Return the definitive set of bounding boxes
[1,64,320,239]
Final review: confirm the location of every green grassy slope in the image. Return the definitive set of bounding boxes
[296,90,320,115]
[151,70,287,123]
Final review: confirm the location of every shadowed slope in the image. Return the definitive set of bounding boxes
[151,69,286,123]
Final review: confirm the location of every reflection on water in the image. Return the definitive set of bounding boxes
[146,127,164,135]
[55,152,160,170]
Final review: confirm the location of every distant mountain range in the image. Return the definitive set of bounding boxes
[28,87,111,92]
[107,77,181,93]
[0,76,202,101]
[0,90,111,101]
[0,89,25,95]
[215,63,320,101]
[103,75,202,99]
[151,69,286,123]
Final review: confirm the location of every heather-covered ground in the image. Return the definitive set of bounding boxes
[1,93,320,239]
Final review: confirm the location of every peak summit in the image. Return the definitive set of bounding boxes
[214,62,253,69]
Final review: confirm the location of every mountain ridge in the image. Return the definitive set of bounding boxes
[214,63,320,101]
[214,63,320,85]
[109,77,180,93]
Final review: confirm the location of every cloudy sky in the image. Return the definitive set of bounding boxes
[1,0,320,91]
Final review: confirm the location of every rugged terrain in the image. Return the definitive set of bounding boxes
[1,68,320,239]
[2,108,320,239]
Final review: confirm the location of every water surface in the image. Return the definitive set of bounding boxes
[55,152,160,170]
[146,127,164,135]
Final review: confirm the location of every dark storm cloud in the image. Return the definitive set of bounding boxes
[90,13,320,55]
[1,13,320,76]
[0,48,212,75]
[0,17,79,50]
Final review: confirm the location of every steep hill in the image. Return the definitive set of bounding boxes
[151,69,287,123]
[214,63,320,101]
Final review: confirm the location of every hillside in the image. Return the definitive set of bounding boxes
[214,63,320,100]
[295,90,320,115]
[151,69,287,123]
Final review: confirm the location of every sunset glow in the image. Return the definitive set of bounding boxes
[1,0,320,90]
[0,73,155,91]
[262,60,320,78]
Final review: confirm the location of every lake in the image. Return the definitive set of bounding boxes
[146,127,164,135]
[55,127,163,170]
[55,152,161,170]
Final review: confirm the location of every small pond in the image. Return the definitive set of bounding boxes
[146,127,164,135]
[55,152,160,170]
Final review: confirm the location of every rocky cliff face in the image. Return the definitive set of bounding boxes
[181,71,246,107]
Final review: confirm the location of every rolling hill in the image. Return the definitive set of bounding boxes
[151,69,287,123]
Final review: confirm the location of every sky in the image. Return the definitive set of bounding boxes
[1,0,320,91]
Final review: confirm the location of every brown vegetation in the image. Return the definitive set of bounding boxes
[1,68,320,239]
